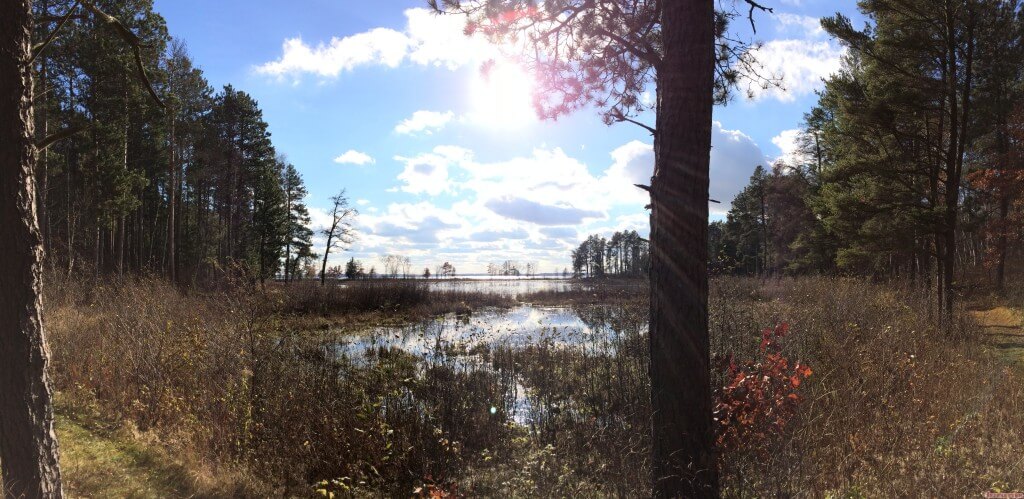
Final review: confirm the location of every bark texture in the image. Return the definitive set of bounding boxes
[0,1,64,497]
[648,0,718,496]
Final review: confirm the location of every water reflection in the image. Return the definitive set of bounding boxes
[321,303,648,428]
[329,305,644,359]
[416,278,579,297]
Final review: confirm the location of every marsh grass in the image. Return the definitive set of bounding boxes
[279,279,515,318]
[44,274,1024,497]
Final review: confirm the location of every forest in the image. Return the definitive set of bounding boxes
[712,0,1024,308]
[27,0,318,286]
[2,0,1024,498]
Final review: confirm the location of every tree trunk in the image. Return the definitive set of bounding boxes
[648,1,717,497]
[320,233,333,286]
[996,196,1008,290]
[0,1,64,496]
[167,112,176,283]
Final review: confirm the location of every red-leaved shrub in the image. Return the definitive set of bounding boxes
[714,322,812,451]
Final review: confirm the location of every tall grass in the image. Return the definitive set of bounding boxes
[44,274,1024,496]
[280,279,513,317]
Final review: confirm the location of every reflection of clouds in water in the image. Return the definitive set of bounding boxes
[332,306,615,360]
[323,303,647,426]
[325,300,652,365]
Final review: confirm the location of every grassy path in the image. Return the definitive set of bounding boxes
[969,306,1024,367]
[57,411,202,498]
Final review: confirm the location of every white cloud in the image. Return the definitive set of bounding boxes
[337,122,766,271]
[771,128,810,166]
[256,29,409,78]
[774,13,825,38]
[745,39,844,102]
[334,150,375,166]
[484,197,604,226]
[598,123,766,215]
[256,8,494,79]
[394,146,472,196]
[710,123,767,213]
[395,110,455,135]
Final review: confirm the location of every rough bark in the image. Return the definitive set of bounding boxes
[648,1,718,496]
[0,1,64,496]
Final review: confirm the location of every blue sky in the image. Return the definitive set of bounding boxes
[153,0,860,273]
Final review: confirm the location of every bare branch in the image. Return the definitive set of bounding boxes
[743,0,774,33]
[36,124,89,151]
[79,0,166,109]
[30,1,80,65]
[612,110,656,135]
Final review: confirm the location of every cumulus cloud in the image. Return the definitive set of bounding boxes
[334,150,375,165]
[745,39,844,102]
[395,110,455,135]
[374,215,460,244]
[771,128,812,167]
[394,146,471,196]
[710,123,768,213]
[598,123,766,215]
[774,13,825,38]
[485,196,604,226]
[256,8,493,79]
[345,122,765,270]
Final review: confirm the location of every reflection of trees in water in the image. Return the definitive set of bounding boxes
[487,303,651,494]
[307,303,652,493]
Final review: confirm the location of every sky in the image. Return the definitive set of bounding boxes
[152,0,861,274]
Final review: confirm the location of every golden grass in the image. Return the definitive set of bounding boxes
[41,274,1024,497]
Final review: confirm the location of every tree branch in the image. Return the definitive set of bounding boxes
[595,26,662,69]
[743,0,774,33]
[79,0,166,109]
[30,1,80,65]
[36,124,89,151]
[613,110,656,135]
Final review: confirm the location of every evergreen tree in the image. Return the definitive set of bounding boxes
[281,160,315,282]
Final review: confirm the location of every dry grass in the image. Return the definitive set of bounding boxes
[277,279,514,318]
[712,277,1024,496]
[518,278,647,306]
[41,273,1024,497]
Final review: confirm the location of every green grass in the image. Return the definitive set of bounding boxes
[57,411,203,499]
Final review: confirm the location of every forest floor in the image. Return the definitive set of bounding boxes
[55,398,261,498]
[56,410,201,498]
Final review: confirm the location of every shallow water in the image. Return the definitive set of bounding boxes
[330,305,643,358]
[324,303,647,426]
[420,278,580,297]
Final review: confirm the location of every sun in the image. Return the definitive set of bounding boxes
[469,60,537,129]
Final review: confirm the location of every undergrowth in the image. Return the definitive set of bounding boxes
[43,274,1024,497]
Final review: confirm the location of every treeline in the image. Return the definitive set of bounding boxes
[571,231,649,278]
[711,0,1024,315]
[33,0,316,284]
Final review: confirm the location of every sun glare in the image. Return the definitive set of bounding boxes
[469,60,537,129]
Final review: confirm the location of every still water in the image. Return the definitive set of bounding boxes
[321,298,647,426]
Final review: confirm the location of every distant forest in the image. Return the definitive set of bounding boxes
[32,0,316,285]
[571,230,649,278]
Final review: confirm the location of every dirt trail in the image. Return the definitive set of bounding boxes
[969,306,1024,366]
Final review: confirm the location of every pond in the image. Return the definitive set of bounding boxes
[321,303,649,426]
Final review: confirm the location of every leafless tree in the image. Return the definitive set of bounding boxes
[319,190,357,285]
